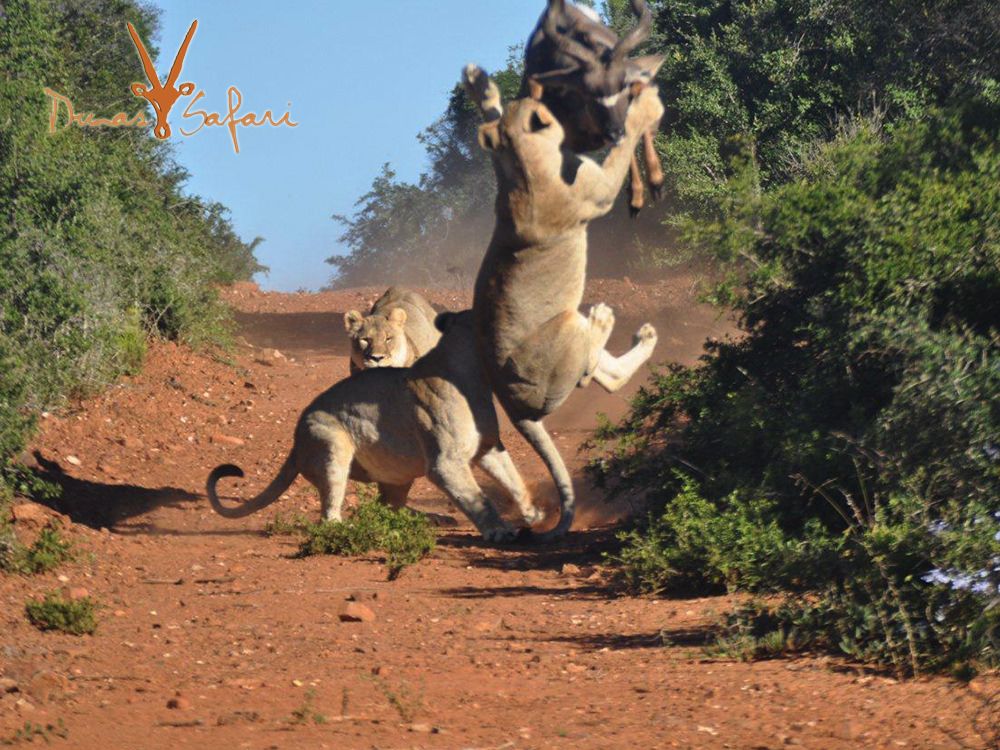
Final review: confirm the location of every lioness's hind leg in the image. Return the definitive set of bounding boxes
[300,430,353,522]
[476,446,544,527]
[579,303,616,388]
[378,481,413,509]
[592,323,658,393]
[312,459,350,523]
[428,457,517,543]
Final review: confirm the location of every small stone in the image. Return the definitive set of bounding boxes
[408,723,436,734]
[65,455,82,466]
[119,435,143,450]
[210,434,245,447]
[166,693,191,710]
[113,610,127,618]
[560,563,581,576]
[339,602,376,623]
[837,720,863,741]
[10,503,51,527]
[697,725,719,736]
[0,677,19,694]
[67,587,90,601]
[565,663,587,674]
[27,671,69,703]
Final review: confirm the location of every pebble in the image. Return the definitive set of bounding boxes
[10,503,51,527]
[0,678,18,694]
[560,563,581,576]
[65,455,82,466]
[210,434,245,447]
[27,671,69,703]
[166,692,191,710]
[339,602,376,623]
[67,587,90,601]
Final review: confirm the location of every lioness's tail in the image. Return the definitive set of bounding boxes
[206,452,299,519]
[514,418,575,539]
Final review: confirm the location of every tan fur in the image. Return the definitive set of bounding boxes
[463,64,664,539]
[207,311,541,543]
[344,287,442,373]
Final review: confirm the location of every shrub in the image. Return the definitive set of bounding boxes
[597,103,1000,674]
[297,498,436,580]
[0,0,264,496]
[26,591,97,635]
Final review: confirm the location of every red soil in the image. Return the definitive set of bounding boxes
[1,279,995,749]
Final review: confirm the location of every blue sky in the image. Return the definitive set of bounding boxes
[154,1,543,291]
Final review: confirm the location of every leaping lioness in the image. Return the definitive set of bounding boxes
[464,64,664,539]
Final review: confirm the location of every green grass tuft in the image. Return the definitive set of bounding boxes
[297,499,436,580]
[25,591,97,635]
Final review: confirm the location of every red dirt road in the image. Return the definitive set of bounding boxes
[1,280,995,749]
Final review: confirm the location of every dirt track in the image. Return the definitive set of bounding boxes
[1,280,995,749]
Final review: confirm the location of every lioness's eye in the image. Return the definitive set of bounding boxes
[386,337,393,344]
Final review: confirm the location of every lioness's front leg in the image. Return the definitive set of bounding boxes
[463,64,503,122]
[476,445,544,527]
[427,455,518,543]
[570,85,665,220]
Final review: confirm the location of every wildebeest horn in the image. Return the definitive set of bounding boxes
[542,0,600,69]
[613,0,653,61]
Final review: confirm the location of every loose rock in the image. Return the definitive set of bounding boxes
[339,602,376,623]
[210,434,245,447]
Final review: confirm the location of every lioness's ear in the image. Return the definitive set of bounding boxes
[625,54,665,84]
[344,310,363,334]
[478,121,501,152]
[434,311,455,333]
[388,307,407,327]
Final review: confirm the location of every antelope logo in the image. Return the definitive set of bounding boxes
[43,19,297,153]
[127,19,197,140]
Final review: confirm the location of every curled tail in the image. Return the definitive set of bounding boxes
[206,452,299,519]
[514,418,575,539]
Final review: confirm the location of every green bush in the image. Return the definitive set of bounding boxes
[597,103,1000,674]
[25,591,97,635]
[0,0,264,496]
[297,499,436,580]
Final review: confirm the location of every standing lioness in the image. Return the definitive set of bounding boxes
[344,287,441,373]
[464,65,664,539]
[208,311,540,542]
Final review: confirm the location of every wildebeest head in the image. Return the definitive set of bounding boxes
[524,0,664,151]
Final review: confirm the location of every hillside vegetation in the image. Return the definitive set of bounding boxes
[0,0,262,494]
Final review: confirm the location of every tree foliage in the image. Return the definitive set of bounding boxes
[0,0,263,486]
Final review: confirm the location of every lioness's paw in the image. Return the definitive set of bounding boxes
[519,505,546,527]
[634,323,657,347]
[481,524,521,544]
[588,303,615,336]
[627,85,665,134]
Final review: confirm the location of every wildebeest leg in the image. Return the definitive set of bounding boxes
[476,445,544,526]
[591,323,658,392]
[628,151,645,217]
[642,128,664,201]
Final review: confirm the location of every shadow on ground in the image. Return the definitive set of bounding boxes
[30,451,199,529]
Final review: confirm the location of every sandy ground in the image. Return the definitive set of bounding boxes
[1,279,996,749]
